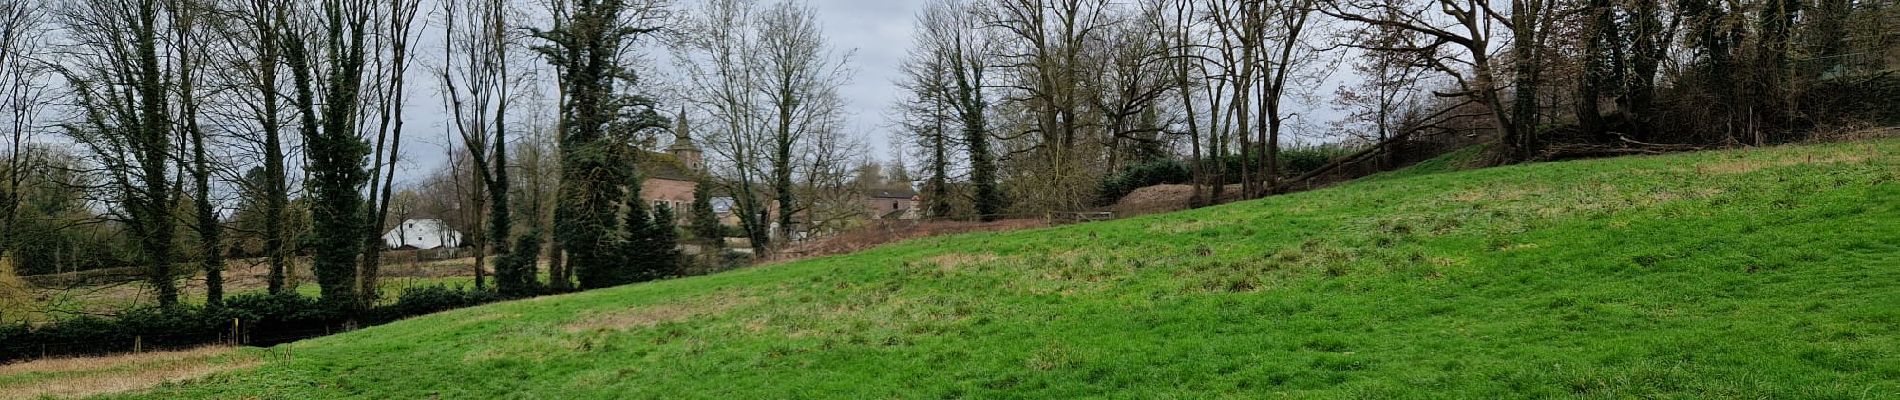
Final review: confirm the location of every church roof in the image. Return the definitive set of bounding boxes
[666,107,700,153]
[640,151,698,182]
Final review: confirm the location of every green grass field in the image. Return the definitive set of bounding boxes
[113,140,1899,398]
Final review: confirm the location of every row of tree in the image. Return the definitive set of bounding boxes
[890,0,1895,217]
[0,0,1891,316]
[668,0,861,252]
[0,0,716,317]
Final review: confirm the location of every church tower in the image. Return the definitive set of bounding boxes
[667,107,703,171]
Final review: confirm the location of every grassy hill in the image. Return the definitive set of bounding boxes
[120,140,1898,398]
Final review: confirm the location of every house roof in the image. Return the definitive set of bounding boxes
[866,188,917,199]
[710,197,736,214]
[640,151,698,182]
[667,107,700,153]
[386,218,459,235]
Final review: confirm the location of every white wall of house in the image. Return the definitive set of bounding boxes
[382,219,464,250]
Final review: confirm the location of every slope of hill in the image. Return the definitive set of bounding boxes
[120,140,1898,398]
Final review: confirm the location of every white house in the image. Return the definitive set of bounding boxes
[382,219,464,250]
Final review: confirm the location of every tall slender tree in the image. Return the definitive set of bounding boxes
[756,1,852,244]
[439,0,518,291]
[56,0,185,307]
[283,0,376,309]
[170,0,224,306]
[358,0,422,305]
[0,0,48,267]
[530,0,666,289]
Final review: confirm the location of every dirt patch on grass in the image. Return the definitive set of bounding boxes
[1691,153,1871,175]
[563,292,757,333]
[1450,186,1535,202]
[0,346,262,399]
[1150,218,1219,234]
[1111,184,1246,217]
[774,219,1049,264]
[1115,184,1196,212]
[922,253,1002,271]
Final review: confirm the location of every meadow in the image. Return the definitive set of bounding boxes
[13,139,1895,398]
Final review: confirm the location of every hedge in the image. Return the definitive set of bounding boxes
[0,286,500,362]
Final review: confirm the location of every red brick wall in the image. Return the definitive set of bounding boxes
[642,178,697,219]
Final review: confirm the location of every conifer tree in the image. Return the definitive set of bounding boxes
[613,179,657,284]
[650,204,681,276]
[689,180,722,244]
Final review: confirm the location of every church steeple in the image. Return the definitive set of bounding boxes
[667,107,703,171]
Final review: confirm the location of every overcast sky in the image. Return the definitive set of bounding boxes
[396,0,920,186]
[808,0,922,158]
[395,0,1346,187]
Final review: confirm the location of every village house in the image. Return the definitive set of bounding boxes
[649,110,924,238]
[864,189,919,220]
[381,218,464,250]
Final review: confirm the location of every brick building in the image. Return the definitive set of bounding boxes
[640,109,704,216]
[864,189,919,220]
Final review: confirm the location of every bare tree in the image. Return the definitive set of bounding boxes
[893,20,958,219]
[672,0,853,251]
[754,0,852,245]
[179,0,384,304]
[1331,3,1427,168]
[204,0,298,295]
[671,0,769,254]
[911,0,1002,220]
[0,0,49,264]
[165,0,228,306]
[55,0,188,307]
[437,0,519,291]
[985,0,1116,213]
[1321,0,1537,163]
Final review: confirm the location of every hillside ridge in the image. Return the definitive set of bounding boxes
[109,139,1900,398]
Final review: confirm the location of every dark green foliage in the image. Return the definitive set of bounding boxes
[216,292,331,326]
[2,156,134,276]
[377,286,501,318]
[301,129,371,311]
[1278,145,1355,175]
[486,142,512,290]
[531,0,667,290]
[688,180,724,242]
[650,204,682,276]
[0,288,505,362]
[282,10,374,310]
[949,38,1001,222]
[1800,73,1900,126]
[608,184,679,285]
[495,229,544,297]
[7,224,136,276]
[1097,159,1191,205]
[555,138,632,290]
